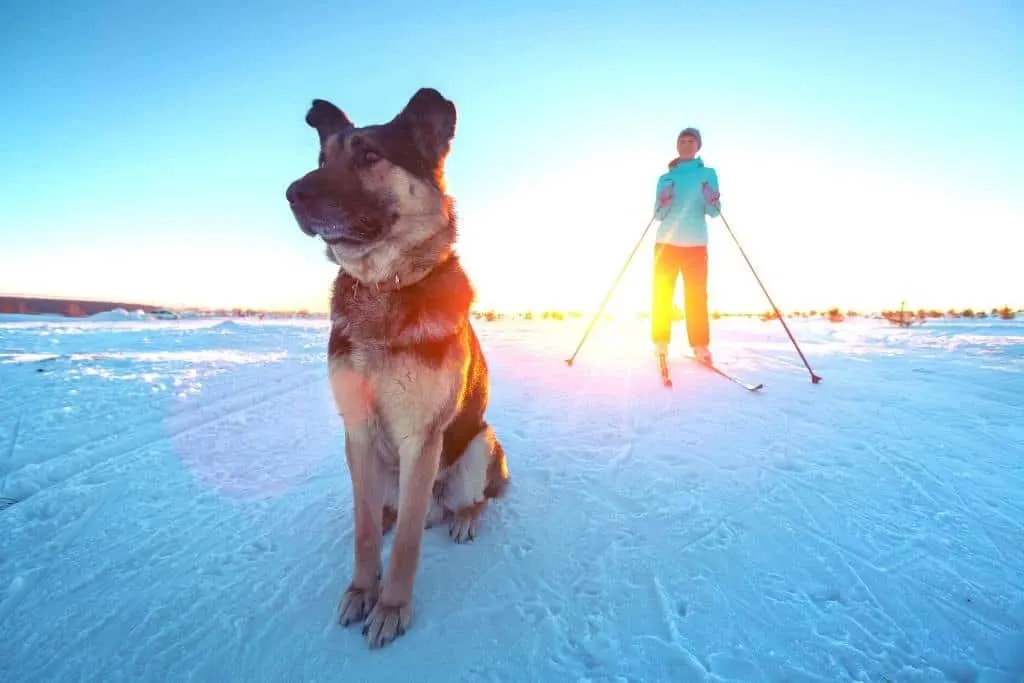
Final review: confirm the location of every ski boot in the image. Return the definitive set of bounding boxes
[693,346,713,365]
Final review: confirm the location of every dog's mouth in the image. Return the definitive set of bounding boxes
[293,211,389,247]
[322,233,364,246]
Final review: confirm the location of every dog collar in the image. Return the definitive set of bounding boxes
[343,269,419,294]
[362,272,402,292]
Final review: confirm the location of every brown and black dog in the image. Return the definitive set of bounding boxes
[285,87,510,649]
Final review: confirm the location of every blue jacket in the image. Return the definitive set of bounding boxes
[653,157,720,247]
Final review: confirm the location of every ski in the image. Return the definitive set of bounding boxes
[657,353,673,388]
[694,358,764,392]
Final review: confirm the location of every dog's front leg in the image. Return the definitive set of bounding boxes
[337,426,386,627]
[362,429,443,649]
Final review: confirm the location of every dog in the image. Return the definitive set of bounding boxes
[285,87,511,650]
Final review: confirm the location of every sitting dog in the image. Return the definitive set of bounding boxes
[285,87,510,649]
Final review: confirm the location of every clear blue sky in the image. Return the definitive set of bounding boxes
[2,0,1021,314]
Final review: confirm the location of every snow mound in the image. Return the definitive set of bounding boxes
[212,319,247,332]
[88,308,150,321]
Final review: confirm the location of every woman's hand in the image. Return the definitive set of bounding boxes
[658,186,674,209]
[702,181,720,206]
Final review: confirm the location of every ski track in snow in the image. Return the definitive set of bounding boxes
[1,315,1022,682]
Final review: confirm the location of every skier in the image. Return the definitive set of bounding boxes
[652,127,721,365]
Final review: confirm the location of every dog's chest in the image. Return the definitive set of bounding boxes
[329,327,461,421]
[329,292,462,360]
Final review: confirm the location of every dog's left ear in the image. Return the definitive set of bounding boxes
[306,99,355,147]
[395,88,457,165]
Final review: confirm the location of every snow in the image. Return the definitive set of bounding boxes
[1,312,1022,682]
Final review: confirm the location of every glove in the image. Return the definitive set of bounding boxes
[701,181,720,206]
[657,186,674,209]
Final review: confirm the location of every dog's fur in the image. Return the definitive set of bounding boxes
[285,88,510,650]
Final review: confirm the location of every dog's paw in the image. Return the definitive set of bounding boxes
[362,600,413,649]
[337,582,380,627]
[448,502,485,543]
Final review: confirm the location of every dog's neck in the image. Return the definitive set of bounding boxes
[351,269,406,293]
[341,252,451,292]
[327,208,458,292]
[336,250,460,295]
[329,253,474,345]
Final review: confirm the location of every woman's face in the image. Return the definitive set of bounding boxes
[676,134,699,160]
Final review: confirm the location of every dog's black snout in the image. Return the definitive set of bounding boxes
[286,179,309,206]
[286,178,320,237]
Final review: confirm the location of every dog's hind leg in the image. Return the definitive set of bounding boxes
[382,505,397,534]
[449,500,488,543]
[380,464,400,535]
[443,424,510,543]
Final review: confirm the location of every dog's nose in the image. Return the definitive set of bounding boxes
[286,179,306,205]
[286,178,319,236]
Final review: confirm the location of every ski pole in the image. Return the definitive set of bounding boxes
[717,210,822,384]
[565,211,659,367]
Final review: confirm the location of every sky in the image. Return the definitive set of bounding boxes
[1,0,1021,315]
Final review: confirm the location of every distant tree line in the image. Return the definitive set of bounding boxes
[469,305,1021,323]
[0,295,161,317]
[5,295,1019,324]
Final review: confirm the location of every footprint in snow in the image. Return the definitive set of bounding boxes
[807,583,844,608]
[506,537,536,560]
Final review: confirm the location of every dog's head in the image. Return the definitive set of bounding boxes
[286,87,458,285]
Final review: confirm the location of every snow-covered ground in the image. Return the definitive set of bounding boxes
[1,313,1022,682]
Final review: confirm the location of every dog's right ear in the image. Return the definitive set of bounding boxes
[395,88,457,166]
[305,99,355,147]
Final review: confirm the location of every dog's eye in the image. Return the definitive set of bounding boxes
[360,149,382,165]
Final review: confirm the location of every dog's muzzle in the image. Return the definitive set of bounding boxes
[286,177,322,237]
[286,177,386,245]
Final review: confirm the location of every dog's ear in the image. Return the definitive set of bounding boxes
[395,88,457,165]
[306,99,354,147]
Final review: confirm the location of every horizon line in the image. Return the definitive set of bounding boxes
[1,292,1021,319]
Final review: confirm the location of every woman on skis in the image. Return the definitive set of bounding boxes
[651,127,721,365]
